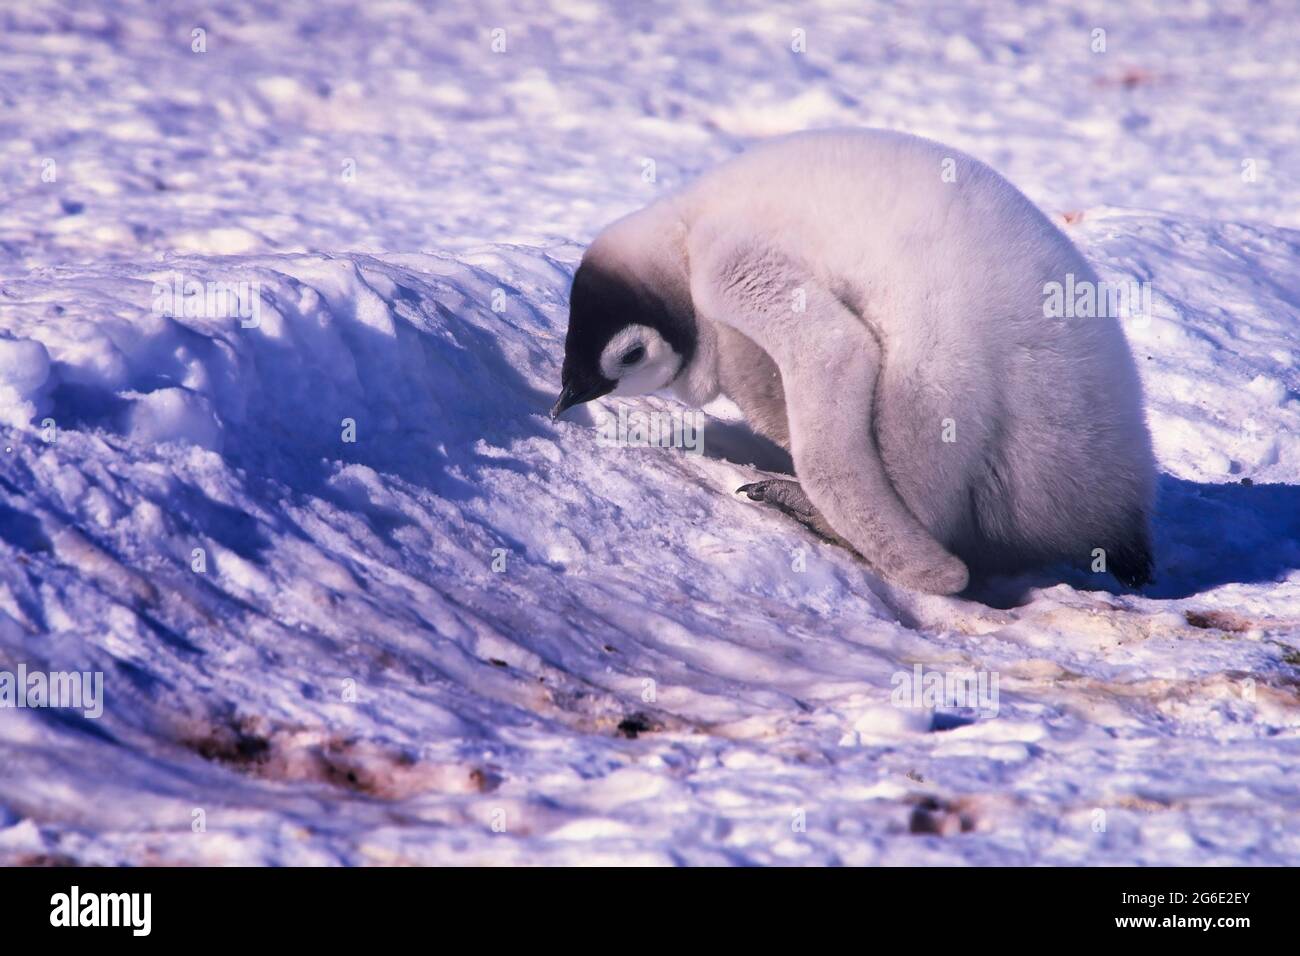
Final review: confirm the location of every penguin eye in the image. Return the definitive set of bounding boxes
[620,345,646,366]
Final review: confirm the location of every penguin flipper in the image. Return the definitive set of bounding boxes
[689,232,969,595]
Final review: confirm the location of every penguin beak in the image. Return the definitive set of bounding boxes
[550,378,613,420]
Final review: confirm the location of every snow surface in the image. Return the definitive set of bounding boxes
[1,0,1298,865]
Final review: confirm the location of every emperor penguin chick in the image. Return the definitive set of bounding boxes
[552,128,1157,596]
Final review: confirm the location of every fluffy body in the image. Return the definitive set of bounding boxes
[563,128,1157,594]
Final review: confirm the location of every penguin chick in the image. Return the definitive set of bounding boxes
[553,128,1157,596]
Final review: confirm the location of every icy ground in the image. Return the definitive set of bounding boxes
[1,0,1298,865]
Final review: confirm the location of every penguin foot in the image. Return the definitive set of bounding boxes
[736,480,845,544]
[736,479,813,514]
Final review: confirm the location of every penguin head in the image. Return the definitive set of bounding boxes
[551,258,694,420]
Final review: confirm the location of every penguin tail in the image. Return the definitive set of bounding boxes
[1110,524,1154,589]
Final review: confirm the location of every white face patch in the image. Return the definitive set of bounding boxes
[599,324,682,396]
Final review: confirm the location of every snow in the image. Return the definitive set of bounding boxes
[1,0,1298,865]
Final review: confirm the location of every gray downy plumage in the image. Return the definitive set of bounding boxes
[553,128,1157,596]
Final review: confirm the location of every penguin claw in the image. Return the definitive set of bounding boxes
[735,482,765,501]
